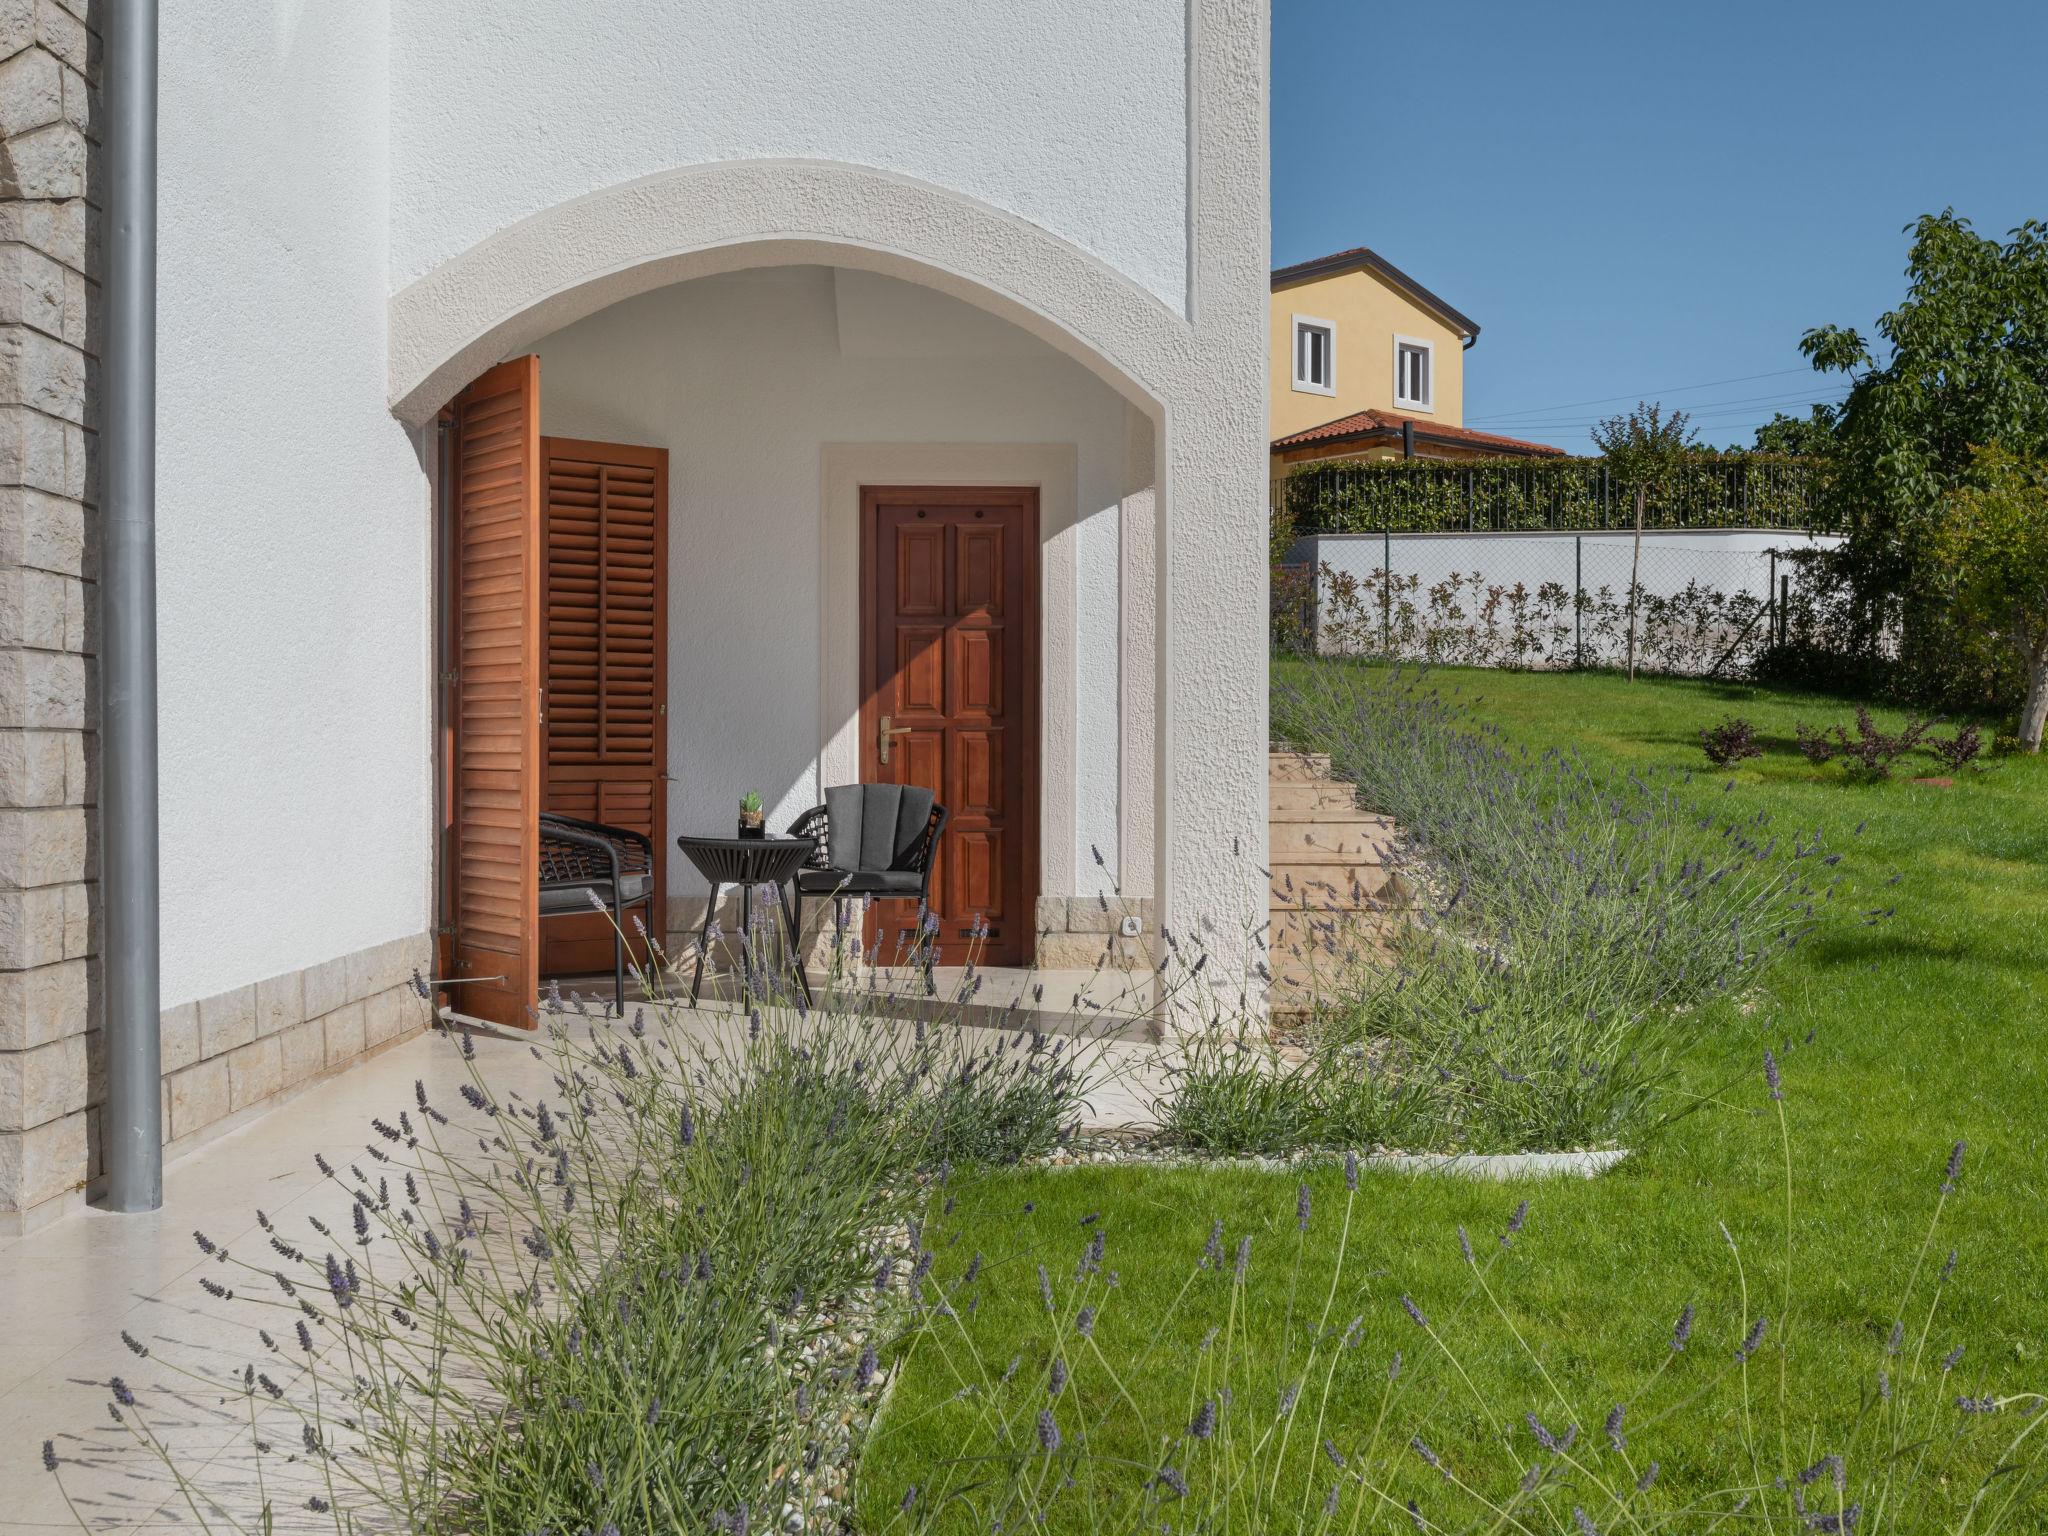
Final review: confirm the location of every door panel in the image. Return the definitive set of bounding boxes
[861,487,1038,966]
[447,356,542,1028]
[540,438,670,978]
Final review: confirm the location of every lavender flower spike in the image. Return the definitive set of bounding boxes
[1671,1302,1695,1351]
[1736,1314,1769,1362]
[1036,1407,1061,1453]
[1942,1139,1966,1194]
[1501,1198,1529,1247]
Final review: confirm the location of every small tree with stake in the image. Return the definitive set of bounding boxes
[1929,446,2048,750]
[1592,401,1699,680]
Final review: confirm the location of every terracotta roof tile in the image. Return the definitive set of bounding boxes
[1273,409,1564,458]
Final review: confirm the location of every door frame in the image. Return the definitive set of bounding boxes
[859,484,1041,965]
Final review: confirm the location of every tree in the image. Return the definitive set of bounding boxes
[1750,404,1839,456]
[1800,212,2048,686]
[1928,447,2048,749]
[1592,401,1698,680]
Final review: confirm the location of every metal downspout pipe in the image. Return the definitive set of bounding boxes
[101,1,163,1211]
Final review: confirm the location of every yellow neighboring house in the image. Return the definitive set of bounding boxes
[1270,246,1561,469]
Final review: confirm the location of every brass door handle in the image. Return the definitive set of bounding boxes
[878,713,913,765]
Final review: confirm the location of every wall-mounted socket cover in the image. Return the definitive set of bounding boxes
[1118,914,1142,938]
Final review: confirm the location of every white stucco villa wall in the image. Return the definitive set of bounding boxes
[388,0,1192,311]
[383,0,1272,978]
[145,0,1268,1008]
[155,1,431,1009]
[531,267,1137,900]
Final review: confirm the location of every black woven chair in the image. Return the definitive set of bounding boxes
[539,812,655,1014]
[787,784,948,965]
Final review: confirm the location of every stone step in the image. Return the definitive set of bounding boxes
[1269,779,1360,815]
[1269,821,1400,865]
[1270,863,1405,908]
[1269,803,1388,830]
[1268,749,1332,783]
[1267,905,1400,956]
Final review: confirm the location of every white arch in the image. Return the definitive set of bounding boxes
[387,159,1193,427]
[387,150,1273,1006]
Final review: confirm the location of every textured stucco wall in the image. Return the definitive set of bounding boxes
[387,0,1272,983]
[531,267,1133,897]
[389,0,1190,310]
[155,1,430,1008]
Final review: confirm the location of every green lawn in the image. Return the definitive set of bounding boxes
[861,668,2048,1531]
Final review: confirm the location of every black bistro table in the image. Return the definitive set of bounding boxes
[676,833,816,1008]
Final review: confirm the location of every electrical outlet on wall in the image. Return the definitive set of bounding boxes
[1118,914,1142,938]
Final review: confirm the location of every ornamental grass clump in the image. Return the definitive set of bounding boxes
[41,919,1122,1536]
[864,1059,2048,1532]
[1233,663,1850,1154]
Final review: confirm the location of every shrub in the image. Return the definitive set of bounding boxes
[1302,562,1774,678]
[1699,714,1763,767]
[1279,453,1821,538]
[1798,707,1936,781]
[1796,720,1838,764]
[1928,722,1984,773]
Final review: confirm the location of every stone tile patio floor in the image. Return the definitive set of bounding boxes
[0,996,1169,1527]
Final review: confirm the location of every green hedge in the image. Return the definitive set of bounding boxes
[1278,453,1825,537]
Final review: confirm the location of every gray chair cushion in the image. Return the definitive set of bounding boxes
[794,867,927,897]
[539,871,653,915]
[822,783,935,873]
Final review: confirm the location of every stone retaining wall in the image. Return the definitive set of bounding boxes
[4,928,432,1233]
[0,0,98,1229]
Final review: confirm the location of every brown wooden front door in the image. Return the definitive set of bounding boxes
[443,356,543,1028]
[539,438,670,978]
[860,487,1039,967]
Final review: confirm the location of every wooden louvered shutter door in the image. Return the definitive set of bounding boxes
[447,357,542,1028]
[539,438,669,977]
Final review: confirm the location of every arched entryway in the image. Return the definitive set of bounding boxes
[401,163,1232,1026]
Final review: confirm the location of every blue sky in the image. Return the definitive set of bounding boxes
[1271,0,2048,453]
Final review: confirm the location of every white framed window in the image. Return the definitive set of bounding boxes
[1393,336,1434,411]
[1291,315,1336,395]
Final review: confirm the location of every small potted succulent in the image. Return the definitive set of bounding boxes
[737,790,765,839]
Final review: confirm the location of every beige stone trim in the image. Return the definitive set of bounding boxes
[0,930,432,1230]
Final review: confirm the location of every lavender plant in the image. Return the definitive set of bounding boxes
[1237,664,1847,1153]
[41,919,1125,1536]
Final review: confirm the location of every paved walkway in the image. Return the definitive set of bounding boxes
[0,1002,1170,1528]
